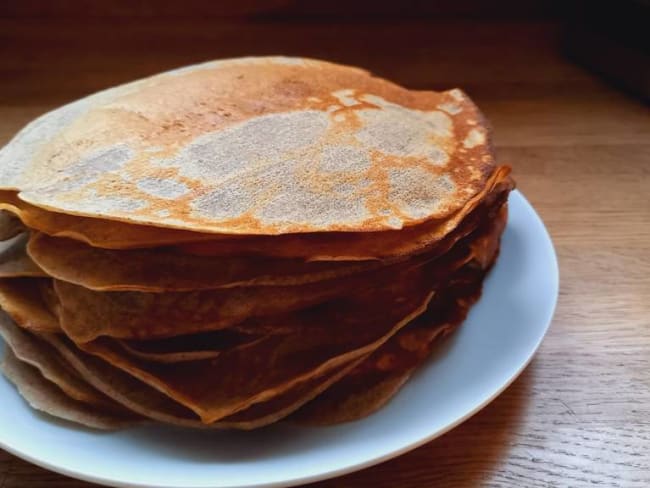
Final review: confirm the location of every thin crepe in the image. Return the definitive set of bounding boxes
[293,208,506,424]
[4,166,510,263]
[0,311,114,407]
[53,250,439,342]
[1,348,141,430]
[6,205,502,428]
[0,234,46,278]
[0,210,24,241]
[293,268,485,424]
[50,193,505,343]
[178,167,513,261]
[0,278,61,333]
[4,320,355,429]
[0,284,430,427]
[1,57,496,237]
[79,276,435,423]
[25,168,511,293]
[42,333,367,429]
[0,190,217,248]
[28,232,379,292]
[0,278,265,363]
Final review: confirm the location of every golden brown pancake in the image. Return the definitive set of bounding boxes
[0,279,269,363]
[1,168,512,261]
[0,57,495,236]
[0,206,504,429]
[79,280,435,423]
[293,271,483,424]
[1,348,142,430]
[217,355,367,429]
[0,190,218,248]
[0,278,433,427]
[0,202,510,428]
[0,311,112,407]
[0,210,24,241]
[52,247,441,342]
[24,169,511,296]
[0,278,61,333]
[0,234,46,278]
[5,321,358,430]
[293,218,504,424]
[178,167,512,261]
[0,56,514,431]
[27,232,380,292]
[47,192,504,343]
[41,332,365,429]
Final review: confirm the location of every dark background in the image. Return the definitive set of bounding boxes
[0,0,648,104]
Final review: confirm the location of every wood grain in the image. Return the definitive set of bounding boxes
[0,17,649,488]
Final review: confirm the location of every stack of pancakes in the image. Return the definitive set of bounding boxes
[0,57,514,430]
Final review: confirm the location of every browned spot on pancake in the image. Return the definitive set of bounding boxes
[1,57,495,236]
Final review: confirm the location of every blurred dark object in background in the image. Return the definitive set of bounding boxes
[564,0,650,102]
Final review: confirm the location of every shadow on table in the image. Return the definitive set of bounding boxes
[312,359,536,487]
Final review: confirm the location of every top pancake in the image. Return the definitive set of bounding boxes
[0,57,495,236]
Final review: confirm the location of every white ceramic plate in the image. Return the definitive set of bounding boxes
[0,190,558,488]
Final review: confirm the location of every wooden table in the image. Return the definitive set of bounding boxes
[1,17,649,488]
